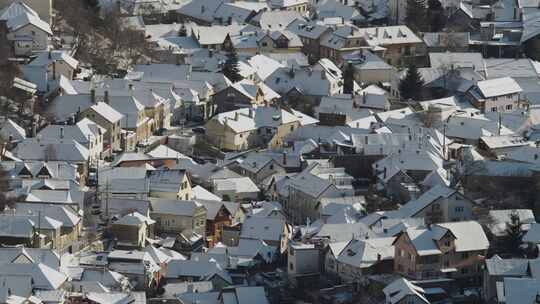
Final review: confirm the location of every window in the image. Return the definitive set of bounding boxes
[433,204,440,210]
[289,262,294,271]
[461,252,469,259]
[270,164,274,170]
[262,42,268,47]
[491,107,497,112]
[506,104,513,110]
[290,125,294,131]
[455,206,464,212]
[444,240,450,247]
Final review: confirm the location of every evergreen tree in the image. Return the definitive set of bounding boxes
[399,64,424,101]
[222,46,242,82]
[405,0,428,32]
[343,62,355,94]
[427,0,446,32]
[505,212,525,256]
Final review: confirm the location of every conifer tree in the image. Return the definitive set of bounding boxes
[222,46,242,82]
[343,62,355,94]
[405,0,428,32]
[399,64,424,101]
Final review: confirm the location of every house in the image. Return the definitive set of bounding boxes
[150,198,207,237]
[264,59,343,100]
[13,138,90,175]
[218,286,270,304]
[275,164,354,225]
[320,25,423,66]
[56,100,123,152]
[37,118,105,165]
[213,177,260,201]
[147,169,192,200]
[196,200,239,247]
[478,135,529,157]
[0,262,67,292]
[205,106,316,151]
[27,50,79,81]
[287,19,332,62]
[270,0,309,12]
[329,237,395,283]
[175,0,225,25]
[98,167,149,200]
[240,216,290,252]
[212,80,281,113]
[466,77,525,113]
[398,185,474,224]
[230,151,287,185]
[111,212,156,249]
[0,213,63,249]
[107,250,161,290]
[14,202,82,253]
[3,7,51,56]
[383,278,430,304]
[483,256,531,302]
[393,221,489,283]
[0,0,52,24]
[287,242,320,287]
[165,260,232,290]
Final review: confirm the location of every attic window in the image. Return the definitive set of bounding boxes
[347,249,356,256]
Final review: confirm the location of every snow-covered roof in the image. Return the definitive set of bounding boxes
[241,217,286,242]
[6,12,51,35]
[211,106,306,133]
[399,185,459,217]
[383,278,429,304]
[28,51,79,70]
[337,237,395,269]
[0,1,38,21]
[0,118,26,142]
[475,77,522,98]
[150,199,203,217]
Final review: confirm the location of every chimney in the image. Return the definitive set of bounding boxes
[104,90,110,104]
[362,91,367,104]
[320,70,325,80]
[60,127,64,139]
[282,151,287,165]
[48,50,52,59]
[90,89,96,103]
[128,83,134,95]
[32,123,37,138]
[234,112,239,121]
